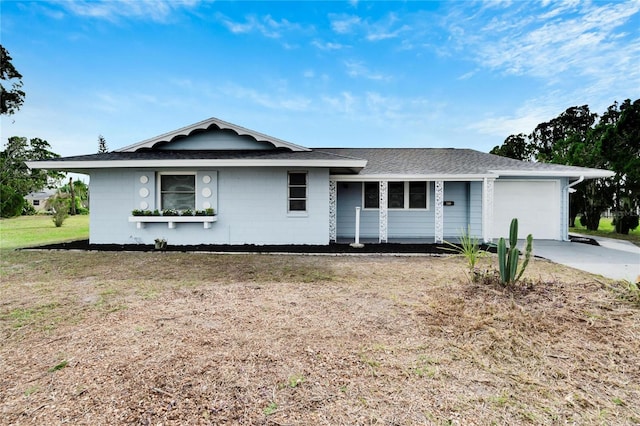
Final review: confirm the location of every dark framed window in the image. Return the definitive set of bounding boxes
[388,182,405,208]
[364,182,379,208]
[362,181,429,210]
[160,174,196,210]
[288,172,307,212]
[409,181,427,209]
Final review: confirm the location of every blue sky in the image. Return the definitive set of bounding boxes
[1,0,639,157]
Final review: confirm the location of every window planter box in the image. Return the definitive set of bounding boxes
[128,216,217,229]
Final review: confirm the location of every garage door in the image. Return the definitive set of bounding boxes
[493,180,561,240]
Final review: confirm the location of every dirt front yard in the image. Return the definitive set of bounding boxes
[1,251,639,425]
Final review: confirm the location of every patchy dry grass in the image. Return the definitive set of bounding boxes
[1,251,638,425]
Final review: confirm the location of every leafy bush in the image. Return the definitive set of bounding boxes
[22,202,37,216]
[49,195,69,227]
[0,186,24,218]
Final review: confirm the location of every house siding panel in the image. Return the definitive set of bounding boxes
[336,181,473,239]
[89,167,329,245]
[469,181,483,238]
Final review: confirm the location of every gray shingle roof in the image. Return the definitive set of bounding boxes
[30,147,612,178]
[317,148,611,177]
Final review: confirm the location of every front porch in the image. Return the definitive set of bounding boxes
[329,178,495,244]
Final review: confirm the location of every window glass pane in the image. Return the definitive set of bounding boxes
[364,182,379,208]
[388,182,404,208]
[289,173,306,185]
[160,175,196,210]
[289,200,306,211]
[289,187,306,198]
[161,175,195,192]
[162,193,195,210]
[409,182,427,208]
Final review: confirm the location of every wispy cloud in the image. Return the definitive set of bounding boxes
[344,60,391,81]
[217,13,305,39]
[221,83,312,112]
[328,12,412,42]
[329,14,361,34]
[311,40,348,51]
[55,0,200,23]
[450,1,640,81]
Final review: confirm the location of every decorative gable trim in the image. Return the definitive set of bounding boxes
[116,117,311,153]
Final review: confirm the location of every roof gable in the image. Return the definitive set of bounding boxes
[116,117,310,152]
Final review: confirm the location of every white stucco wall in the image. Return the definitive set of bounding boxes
[89,167,330,245]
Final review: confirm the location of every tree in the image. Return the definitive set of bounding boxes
[600,99,640,233]
[0,136,64,217]
[490,133,531,161]
[489,101,640,231]
[0,45,25,116]
[97,135,108,153]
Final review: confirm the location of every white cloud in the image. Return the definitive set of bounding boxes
[218,13,305,39]
[311,40,348,50]
[329,14,361,34]
[220,83,311,112]
[344,60,391,81]
[55,0,200,23]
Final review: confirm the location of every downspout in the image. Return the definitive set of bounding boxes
[563,176,584,241]
[564,175,584,192]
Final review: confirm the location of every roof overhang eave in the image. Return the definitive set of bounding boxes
[489,169,615,178]
[26,159,367,170]
[331,173,499,181]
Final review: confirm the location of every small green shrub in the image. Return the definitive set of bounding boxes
[442,227,483,273]
[22,202,37,216]
[50,195,69,227]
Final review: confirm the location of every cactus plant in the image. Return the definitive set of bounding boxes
[497,218,533,285]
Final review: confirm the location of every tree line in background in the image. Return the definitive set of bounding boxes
[0,44,93,222]
[491,99,640,234]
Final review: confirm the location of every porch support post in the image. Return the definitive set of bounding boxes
[379,181,388,243]
[434,180,444,243]
[482,177,495,243]
[329,180,337,242]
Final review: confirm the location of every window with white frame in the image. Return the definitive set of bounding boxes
[288,171,307,212]
[159,173,196,210]
[363,181,429,210]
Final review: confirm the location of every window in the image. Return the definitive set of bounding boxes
[388,182,404,208]
[33,200,40,206]
[362,181,429,210]
[409,182,427,209]
[160,174,196,210]
[364,182,379,208]
[288,172,307,212]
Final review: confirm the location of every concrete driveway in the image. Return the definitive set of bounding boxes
[533,235,640,283]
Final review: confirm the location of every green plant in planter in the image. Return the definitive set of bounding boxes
[496,218,533,285]
[194,209,207,216]
[162,209,179,216]
[181,208,194,216]
[152,209,161,216]
[205,207,215,216]
[131,209,153,216]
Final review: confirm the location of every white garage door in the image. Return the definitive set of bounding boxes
[493,180,561,240]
